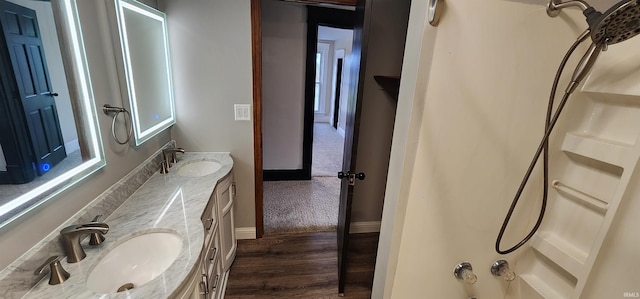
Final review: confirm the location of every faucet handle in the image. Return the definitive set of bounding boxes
[160,161,169,174]
[35,256,70,285]
[491,260,516,282]
[172,147,185,163]
[89,215,105,246]
[163,147,185,166]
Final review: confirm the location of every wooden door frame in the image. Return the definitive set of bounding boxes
[250,0,264,239]
[332,56,344,129]
[251,0,356,239]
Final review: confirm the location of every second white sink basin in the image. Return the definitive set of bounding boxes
[86,232,182,294]
[177,160,222,177]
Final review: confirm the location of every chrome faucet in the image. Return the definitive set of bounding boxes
[60,222,109,263]
[161,147,185,173]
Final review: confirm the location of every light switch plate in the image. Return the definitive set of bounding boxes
[234,104,251,121]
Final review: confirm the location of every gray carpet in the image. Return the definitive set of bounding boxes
[0,150,83,205]
[312,123,345,177]
[263,177,340,234]
[264,123,344,234]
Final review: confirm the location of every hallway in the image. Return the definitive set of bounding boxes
[263,123,344,234]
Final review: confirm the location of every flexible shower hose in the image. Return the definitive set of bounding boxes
[495,31,591,255]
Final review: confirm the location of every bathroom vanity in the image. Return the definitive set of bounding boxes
[176,171,236,299]
[22,152,237,298]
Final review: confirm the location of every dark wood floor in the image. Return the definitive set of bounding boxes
[225,232,379,298]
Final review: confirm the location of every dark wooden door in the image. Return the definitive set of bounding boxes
[302,7,358,294]
[332,58,343,129]
[336,1,369,294]
[0,0,66,176]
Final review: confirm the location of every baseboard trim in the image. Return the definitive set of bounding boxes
[235,227,257,240]
[350,221,381,234]
[263,169,310,181]
[65,139,80,155]
[337,127,345,137]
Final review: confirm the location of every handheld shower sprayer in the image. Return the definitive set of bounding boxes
[496,0,640,255]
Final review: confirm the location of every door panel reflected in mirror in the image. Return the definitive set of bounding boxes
[110,0,175,146]
[0,0,105,227]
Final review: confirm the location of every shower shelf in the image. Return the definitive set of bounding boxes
[531,234,587,278]
[373,75,401,100]
[520,274,566,299]
[552,180,609,213]
[561,133,633,168]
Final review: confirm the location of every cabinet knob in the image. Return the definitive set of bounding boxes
[200,274,209,295]
[211,274,220,292]
[205,218,214,230]
[209,247,218,262]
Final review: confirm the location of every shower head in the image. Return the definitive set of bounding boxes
[548,0,640,45]
[547,0,640,94]
[590,0,640,45]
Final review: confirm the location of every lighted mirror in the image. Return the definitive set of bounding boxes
[109,0,175,146]
[0,0,105,226]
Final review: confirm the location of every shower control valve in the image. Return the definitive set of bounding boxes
[491,260,516,282]
[454,262,477,285]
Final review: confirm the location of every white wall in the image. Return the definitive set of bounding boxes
[387,0,574,296]
[0,0,171,269]
[261,0,306,170]
[314,41,332,123]
[318,25,353,132]
[332,30,353,135]
[158,0,256,228]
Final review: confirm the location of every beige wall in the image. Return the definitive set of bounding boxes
[0,0,171,269]
[158,0,256,228]
[371,0,436,296]
[261,0,306,170]
[382,0,585,297]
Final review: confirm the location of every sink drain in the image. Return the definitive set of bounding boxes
[117,283,135,292]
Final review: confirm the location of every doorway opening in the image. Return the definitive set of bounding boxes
[0,0,82,204]
[260,0,355,235]
[251,0,410,295]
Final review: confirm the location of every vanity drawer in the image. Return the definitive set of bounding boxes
[201,193,218,245]
[204,226,220,268]
[208,253,223,299]
[203,236,222,299]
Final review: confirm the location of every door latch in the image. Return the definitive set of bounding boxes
[337,171,366,186]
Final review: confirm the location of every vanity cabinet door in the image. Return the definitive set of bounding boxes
[201,193,218,248]
[212,256,224,299]
[216,174,237,271]
[174,254,206,299]
[201,225,222,299]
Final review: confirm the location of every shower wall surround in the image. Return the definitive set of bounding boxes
[381,0,640,298]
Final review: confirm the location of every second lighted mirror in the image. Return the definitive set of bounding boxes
[108,0,175,146]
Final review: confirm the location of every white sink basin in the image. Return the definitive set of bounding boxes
[86,232,182,294]
[177,160,222,177]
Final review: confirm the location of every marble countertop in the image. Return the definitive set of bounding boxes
[23,152,233,299]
